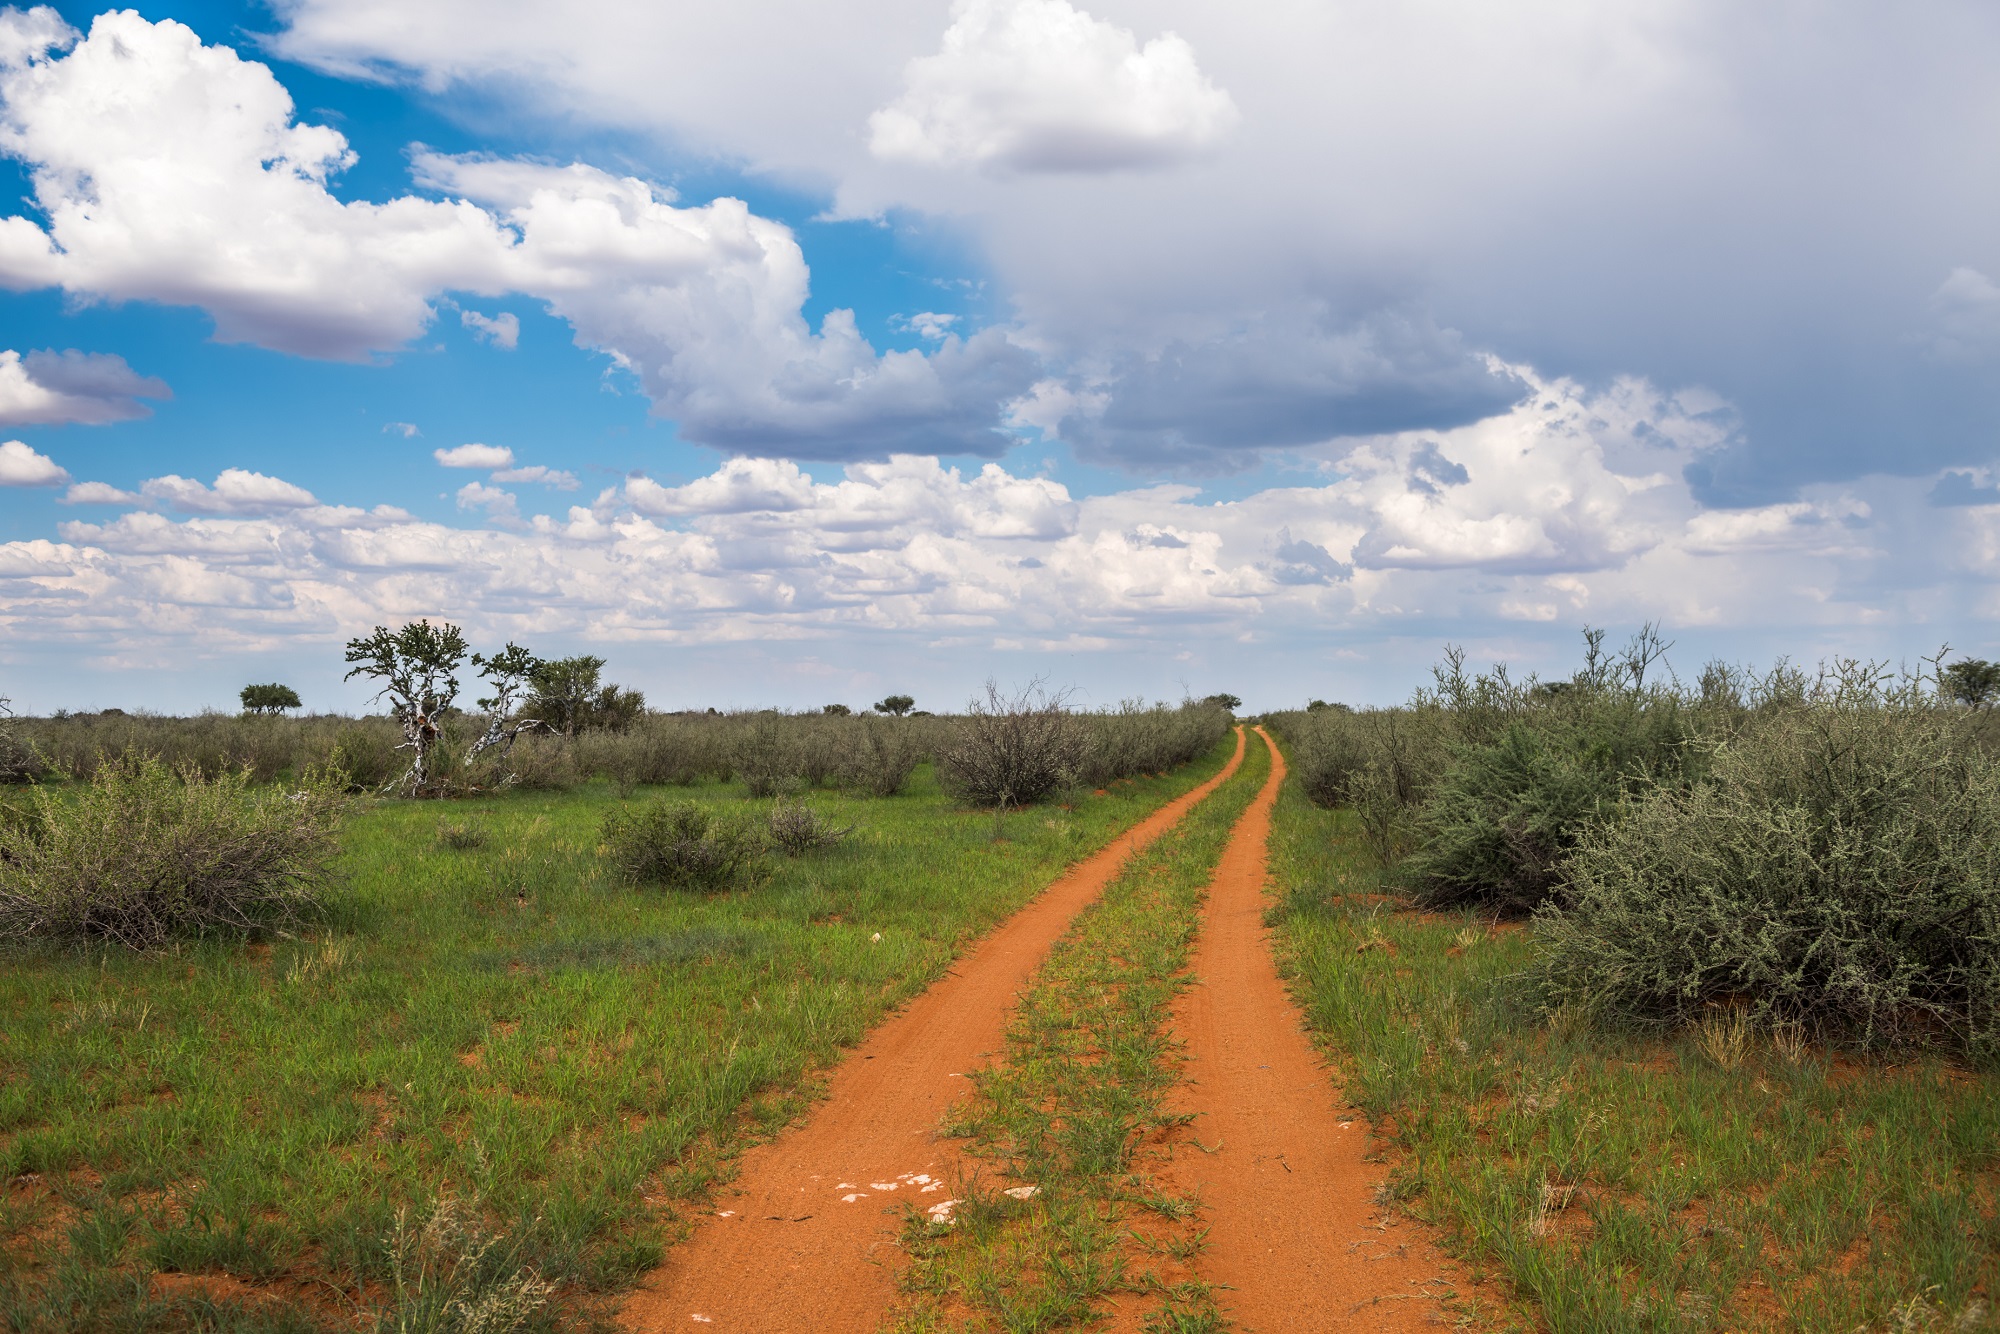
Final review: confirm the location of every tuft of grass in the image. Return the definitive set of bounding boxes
[1265,763,2000,1334]
[435,820,489,851]
[889,732,1266,1332]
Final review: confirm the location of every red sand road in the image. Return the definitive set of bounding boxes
[620,728,1248,1332]
[1163,728,1449,1331]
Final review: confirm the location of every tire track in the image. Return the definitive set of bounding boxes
[1158,727,1452,1331]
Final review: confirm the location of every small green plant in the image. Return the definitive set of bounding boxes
[766,799,853,857]
[599,798,766,891]
[0,751,345,949]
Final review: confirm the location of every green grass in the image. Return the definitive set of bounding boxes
[890,732,1266,1333]
[0,748,1235,1332]
[1266,771,2000,1333]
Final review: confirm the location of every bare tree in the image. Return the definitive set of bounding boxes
[343,622,468,795]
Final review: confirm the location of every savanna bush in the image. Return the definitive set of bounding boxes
[1531,692,2000,1058]
[766,799,853,856]
[599,798,766,892]
[937,682,1091,808]
[733,712,802,798]
[1403,689,1700,913]
[0,751,346,949]
[1077,700,1230,787]
[840,715,922,797]
[574,714,735,790]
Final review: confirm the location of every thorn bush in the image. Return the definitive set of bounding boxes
[598,798,766,892]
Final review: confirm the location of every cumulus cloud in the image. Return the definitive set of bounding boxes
[412,152,1039,458]
[0,438,66,485]
[620,455,1076,543]
[455,480,520,523]
[435,443,515,469]
[460,309,519,349]
[60,479,140,505]
[0,10,1038,460]
[0,395,1961,689]
[0,9,511,359]
[0,349,169,426]
[869,0,1238,173]
[140,469,318,515]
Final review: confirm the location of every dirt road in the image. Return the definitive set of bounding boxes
[1159,727,1450,1331]
[619,729,1248,1333]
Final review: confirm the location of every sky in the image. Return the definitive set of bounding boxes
[3,0,2000,714]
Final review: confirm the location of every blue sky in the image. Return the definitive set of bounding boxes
[3,0,2000,714]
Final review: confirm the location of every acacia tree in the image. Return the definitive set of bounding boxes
[239,683,303,715]
[1944,658,2000,709]
[466,642,545,773]
[343,621,468,794]
[874,694,915,716]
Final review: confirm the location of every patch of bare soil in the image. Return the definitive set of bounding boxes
[617,730,1249,1333]
[1157,728,1459,1332]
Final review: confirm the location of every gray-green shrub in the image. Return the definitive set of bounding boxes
[1403,689,1701,913]
[1076,700,1230,787]
[1531,691,2000,1058]
[599,798,766,891]
[0,752,346,949]
[840,716,921,797]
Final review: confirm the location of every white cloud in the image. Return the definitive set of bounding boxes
[411,151,1037,458]
[491,464,578,490]
[869,0,1237,173]
[0,348,169,426]
[0,438,66,485]
[455,480,520,523]
[384,421,421,437]
[902,312,959,341]
[0,11,1036,458]
[140,468,318,515]
[0,9,513,359]
[460,308,520,349]
[61,480,141,505]
[435,442,515,469]
[0,408,1969,699]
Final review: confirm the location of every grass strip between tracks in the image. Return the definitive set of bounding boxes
[1264,764,2000,1334]
[890,730,1268,1334]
